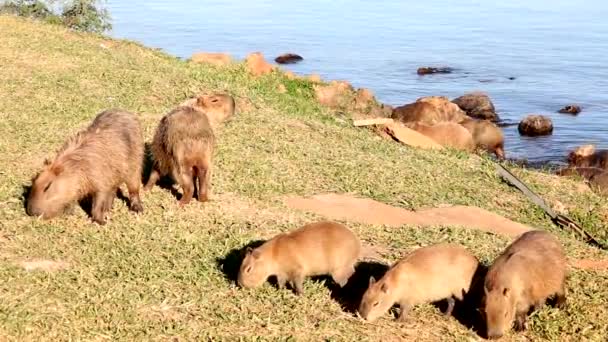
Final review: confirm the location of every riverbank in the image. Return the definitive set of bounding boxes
[1,16,607,340]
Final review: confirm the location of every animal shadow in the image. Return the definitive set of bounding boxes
[21,185,32,211]
[436,263,489,338]
[320,261,390,314]
[216,240,266,283]
[142,142,181,200]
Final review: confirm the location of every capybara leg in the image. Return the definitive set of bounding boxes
[144,169,160,191]
[91,191,113,225]
[290,273,305,295]
[197,167,209,202]
[126,178,144,213]
[178,171,195,206]
[514,311,527,332]
[445,296,456,316]
[397,302,411,322]
[533,299,546,311]
[556,283,567,309]
[276,275,287,289]
[332,265,355,287]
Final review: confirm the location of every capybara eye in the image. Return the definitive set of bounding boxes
[245,266,252,273]
[372,301,379,307]
[211,98,219,103]
[44,182,52,193]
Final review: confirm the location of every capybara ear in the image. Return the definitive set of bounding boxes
[369,276,376,286]
[251,249,261,259]
[50,164,64,175]
[380,282,388,293]
[196,95,206,108]
[245,247,253,255]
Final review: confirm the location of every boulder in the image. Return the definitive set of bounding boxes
[417,67,453,75]
[558,104,581,115]
[314,80,353,108]
[416,96,467,122]
[392,96,466,125]
[245,52,274,76]
[452,92,499,121]
[353,88,376,110]
[518,115,553,136]
[191,52,232,66]
[275,53,303,64]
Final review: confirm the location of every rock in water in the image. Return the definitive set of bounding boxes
[452,92,499,121]
[275,53,304,64]
[518,115,553,136]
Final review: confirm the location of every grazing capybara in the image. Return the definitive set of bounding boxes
[483,230,567,339]
[567,145,608,169]
[27,109,144,224]
[358,244,479,322]
[460,118,505,159]
[237,221,361,295]
[392,97,465,125]
[145,93,235,205]
[406,122,475,152]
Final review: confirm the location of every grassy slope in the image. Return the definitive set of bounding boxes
[0,16,607,341]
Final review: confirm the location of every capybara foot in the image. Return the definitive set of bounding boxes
[198,193,209,202]
[445,297,455,316]
[556,294,567,309]
[130,201,144,213]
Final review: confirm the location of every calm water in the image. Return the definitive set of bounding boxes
[107,0,608,164]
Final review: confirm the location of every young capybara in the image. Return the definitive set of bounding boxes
[406,122,475,152]
[567,144,608,169]
[460,117,505,159]
[358,243,479,322]
[483,230,567,340]
[145,93,235,205]
[237,221,361,295]
[26,109,144,224]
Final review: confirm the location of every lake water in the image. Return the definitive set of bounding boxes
[106,0,608,165]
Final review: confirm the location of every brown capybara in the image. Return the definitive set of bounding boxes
[590,171,608,195]
[145,93,235,205]
[406,122,475,152]
[483,230,566,339]
[392,97,465,125]
[556,166,604,179]
[27,109,144,225]
[460,117,505,159]
[358,244,479,322]
[237,221,361,295]
[567,144,608,169]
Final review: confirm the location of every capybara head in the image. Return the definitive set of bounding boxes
[237,247,271,289]
[483,284,516,339]
[358,276,395,321]
[196,93,236,125]
[567,144,596,167]
[27,160,77,219]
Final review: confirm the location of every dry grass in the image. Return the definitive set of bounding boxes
[1,15,607,341]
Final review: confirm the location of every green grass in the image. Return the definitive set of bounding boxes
[1,15,608,341]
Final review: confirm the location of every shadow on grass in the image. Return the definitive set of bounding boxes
[216,240,266,284]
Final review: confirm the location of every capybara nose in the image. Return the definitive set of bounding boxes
[26,203,40,217]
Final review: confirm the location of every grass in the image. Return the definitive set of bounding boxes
[1,15,608,341]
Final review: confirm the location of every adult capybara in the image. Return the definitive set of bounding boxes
[237,221,361,295]
[407,122,475,152]
[567,145,608,169]
[460,117,505,159]
[145,93,235,205]
[392,97,465,125]
[27,109,144,224]
[483,230,566,339]
[358,244,479,322]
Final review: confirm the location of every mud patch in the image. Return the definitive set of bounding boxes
[19,259,69,272]
[284,193,531,237]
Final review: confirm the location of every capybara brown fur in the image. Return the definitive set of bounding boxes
[460,118,505,159]
[407,122,475,152]
[237,221,361,295]
[392,98,465,125]
[26,109,144,225]
[358,244,479,322]
[483,230,566,339]
[145,93,235,205]
[567,144,608,169]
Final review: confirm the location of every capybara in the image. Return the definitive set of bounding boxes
[460,117,505,159]
[27,109,144,224]
[483,230,566,339]
[567,144,608,169]
[558,104,581,115]
[407,122,475,152]
[275,53,303,64]
[392,98,465,125]
[358,244,479,322]
[237,221,361,295]
[145,93,235,205]
[417,66,453,75]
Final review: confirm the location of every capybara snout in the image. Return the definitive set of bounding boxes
[27,162,73,219]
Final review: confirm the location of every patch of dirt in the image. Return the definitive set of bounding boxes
[571,259,608,270]
[19,259,69,272]
[284,193,531,237]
